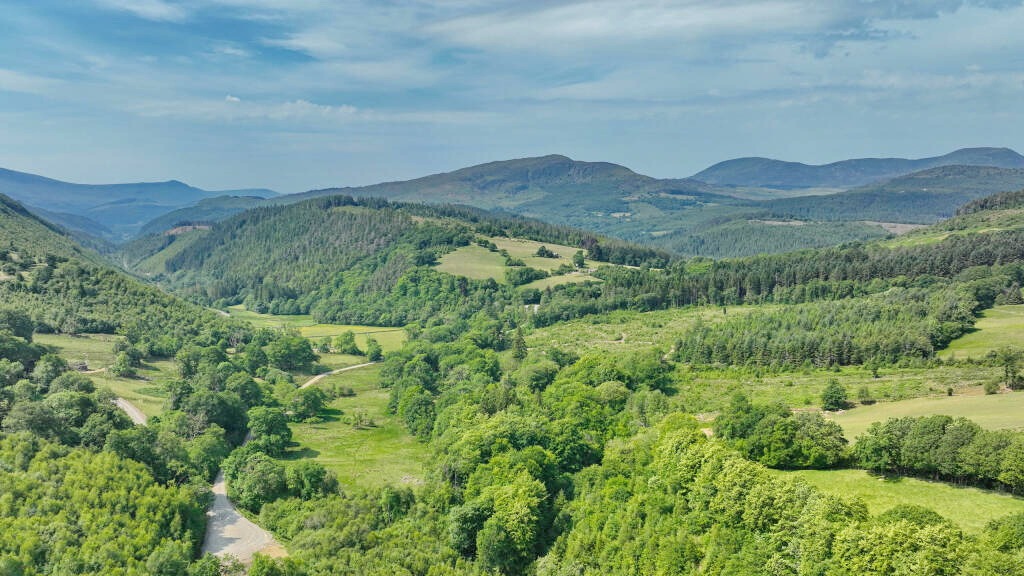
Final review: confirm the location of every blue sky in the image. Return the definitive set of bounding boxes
[2,0,1023,192]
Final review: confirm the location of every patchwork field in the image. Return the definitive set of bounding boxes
[225,305,407,352]
[939,304,1024,360]
[776,468,1024,534]
[280,364,427,489]
[830,388,1024,440]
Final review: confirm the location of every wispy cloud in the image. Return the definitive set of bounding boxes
[93,0,189,22]
[0,68,63,94]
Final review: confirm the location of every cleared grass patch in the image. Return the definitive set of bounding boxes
[688,364,999,414]
[830,389,1024,440]
[527,305,755,354]
[435,236,601,289]
[225,306,406,352]
[436,244,508,281]
[775,468,1024,534]
[36,334,171,418]
[940,304,1024,360]
[280,365,427,490]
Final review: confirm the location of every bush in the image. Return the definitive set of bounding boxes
[822,379,849,411]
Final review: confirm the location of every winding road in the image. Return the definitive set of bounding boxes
[300,362,377,389]
[113,395,283,564]
[201,472,286,563]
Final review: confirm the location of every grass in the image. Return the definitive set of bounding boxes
[774,468,1024,534]
[280,364,427,490]
[436,244,508,281]
[526,305,760,355]
[684,364,999,415]
[830,389,1024,440]
[225,305,406,352]
[35,334,171,417]
[939,304,1024,360]
[435,236,601,288]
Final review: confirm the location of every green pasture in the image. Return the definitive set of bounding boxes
[225,305,406,352]
[280,364,427,489]
[776,468,1024,534]
[36,333,171,417]
[830,389,1024,440]
[940,304,1024,360]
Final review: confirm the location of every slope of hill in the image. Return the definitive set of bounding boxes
[693,147,1024,188]
[120,195,668,325]
[137,195,267,237]
[0,167,278,240]
[761,165,1024,224]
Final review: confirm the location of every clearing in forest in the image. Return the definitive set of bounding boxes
[279,364,427,490]
[939,304,1024,360]
[775,468,1024,534]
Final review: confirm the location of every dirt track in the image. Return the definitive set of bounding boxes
[114,394,283,563]
[300,362,377,389]
[200,471,285,563]
[114,397,147,425]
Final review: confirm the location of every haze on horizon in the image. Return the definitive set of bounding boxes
[2,0,1023,193]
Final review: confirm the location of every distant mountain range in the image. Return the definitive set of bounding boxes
[0,167,277,240]
[4,146,1024,258]
[692,147,1024,189]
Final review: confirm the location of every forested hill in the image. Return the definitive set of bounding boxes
[0,193,242,346]
[131,151,1024,260]
[761,165,1024,224]
[693,146,1024,188]
[120,195,668,325]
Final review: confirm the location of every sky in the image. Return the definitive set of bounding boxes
[1,0,1024,193]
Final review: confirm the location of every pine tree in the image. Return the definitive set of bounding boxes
[512,328,528,360]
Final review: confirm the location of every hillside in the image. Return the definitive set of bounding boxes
[693,146,1024,188]
[120,196,667,325]
[761,165,1024,224]
[139,155,883,258]
[0,166,278,240]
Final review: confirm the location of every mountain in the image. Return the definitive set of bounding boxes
[692,147,1024,189]
[761,165,1024,224]
[137,195,268,237]
[0,167,278,240]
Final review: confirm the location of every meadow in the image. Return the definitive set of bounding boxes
[225,305,407,352]
[939,304,1024,360]
[775,468,1024,534]
[435,236,599,286]
[830,388,1024,440]
[280,364,427,489]
[35,333,171,417]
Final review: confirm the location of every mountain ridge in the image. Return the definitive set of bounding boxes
[692,147,1024,188]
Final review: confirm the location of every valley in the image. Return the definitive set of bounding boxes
[4,159,1024,575]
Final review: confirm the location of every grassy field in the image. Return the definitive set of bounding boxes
[436,244,507,281]
[280,364,427,489]
[830,389,1024,440]
[775,468,1024,534]
[683,364,999,415]
[225,306,406,352]
[527,305,759,354]
[36,333,171,417]
[435,236,600,287]
[939,304,1024,360]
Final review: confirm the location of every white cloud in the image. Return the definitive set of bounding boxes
[92,0,188,22]
[225,94,241,102]
[0,68,63,94]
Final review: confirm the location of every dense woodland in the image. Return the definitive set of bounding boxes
[4,189,1024,574]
